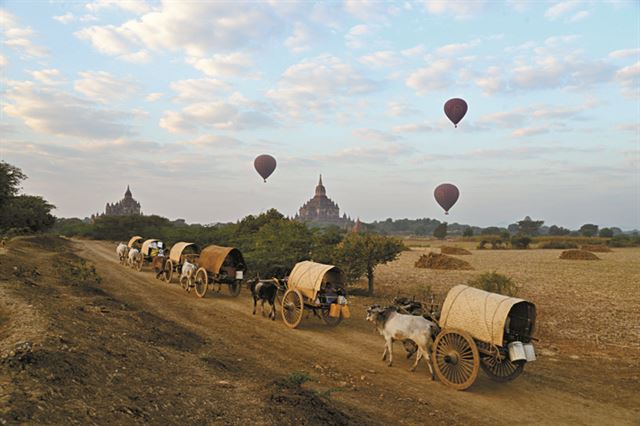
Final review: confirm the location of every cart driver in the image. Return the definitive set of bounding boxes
[149,241,158,257]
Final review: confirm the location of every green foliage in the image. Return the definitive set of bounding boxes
[598,228,614,238]
[462,226,474,237]
[433,222,447,240]
[608,235,640,247]
[332,233,405,295]
[285,372,312,387]
[0,161,26,208]
[548,225,571,236]
[481,226,503,235]
[311,226,346,264]
[510,235,532,249]
[1,195,55,234]
[477,236,508,249]
[539,241,578,249]
[580,224,599,237]
[517,217,544,236]
[467,271,518,297]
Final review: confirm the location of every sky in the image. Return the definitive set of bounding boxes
[1,0,639,229]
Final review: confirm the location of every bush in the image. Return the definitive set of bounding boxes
[433,223,447,240]
[467,271,518,297]
[510,235,531,249]
[285,372,312,387]
[539,241,578,249]
[608,235,640,247]
[599,228,614,238]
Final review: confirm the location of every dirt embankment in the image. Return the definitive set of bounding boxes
[2,237,639,425]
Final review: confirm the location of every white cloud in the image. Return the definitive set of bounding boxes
[511,55,614,91]
[186,52,256,78]
[545,0,582,20]
[169,78,231,103]
[285,22,313,53]
[609,48,640,59]
[615,61,640,99]
[74,71,141,103]
[344,0,390,22]
[160,100,274,133]
[3,81,134,139]
[358,50,401,68]
[85,0,152,15]
[387,101,420,117]
[267,55,380,119]
[422,0,488,19]
[29,69,62,85]
[0,9,49,57]
[401,44,426,57]
[184,134,243,148]
[511,127,550,138]
[475,66,506,95]
[345,24,371,49]
[120,49,151,63]
[405,59,455,94]
[145,92,163,102]
[311,143,414,163]
[569,10,590,22]
[76,3,282,58]
[53,12,75,24]
[353,128,399,142]
[392,122,439,133]
[436,39,480,56]
[0,54,7,69]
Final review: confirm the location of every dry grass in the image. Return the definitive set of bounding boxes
[373,247,640,358]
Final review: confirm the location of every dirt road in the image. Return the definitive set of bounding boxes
[2,237,638,425]
[80,240,639,425]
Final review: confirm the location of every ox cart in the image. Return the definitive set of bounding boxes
[133,238,165,272]
[280,261,350,329]
[192,245,246,298]
[432,285,537,390]
[162,242,199,286]
[125,236,144,267]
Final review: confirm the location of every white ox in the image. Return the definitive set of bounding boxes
[116,243,128,264]
[180,260,197,286]
[128,248,140,267]
[366,305,436,379]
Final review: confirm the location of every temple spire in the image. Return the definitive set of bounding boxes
[125,185,132,198]
[315,174,326,197]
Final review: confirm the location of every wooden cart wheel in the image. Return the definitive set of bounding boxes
[135,253,143,272]
[180,275,191,291]
[480,352,525,382]
[194,267,208,298]
[281,289,304,329]
[320,307,342,327]
[228,280,242,297]
[433,328,479,391]
[163,260,174,283]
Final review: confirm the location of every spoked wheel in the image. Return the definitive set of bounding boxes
[180,275,191,291]
[480,349,525,382]
[320,307,342,327]
[194,267,208,298]
[228,280,242,297]
[135,254,143,272]
[281,289,304,329]
[433,328,479,391]
[163,260,174,283]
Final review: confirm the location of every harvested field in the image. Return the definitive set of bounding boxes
[415,252,473,270]
[560,249,600,260]
[440,246,472,255]
[581,245,612,253]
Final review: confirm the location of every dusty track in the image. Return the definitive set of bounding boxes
[75,240,638,425]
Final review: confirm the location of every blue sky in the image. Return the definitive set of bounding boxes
[1,0,638,228]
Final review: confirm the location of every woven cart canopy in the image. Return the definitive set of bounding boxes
[140,239,159,256]
[169,242,199,263]
[439,285,535,346]
[197,245,246,274]
[127,236,143,248]
[288,261,344,300]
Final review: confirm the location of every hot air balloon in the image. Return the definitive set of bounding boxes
[444,98,467,128]
[254,154,277,182]
[434,183,459,215]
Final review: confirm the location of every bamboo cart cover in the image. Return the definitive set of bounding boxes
[288,261,343,300]
[140,239,159,256]
[439,285,534,346]
[198,245,246,274]
[127,236,143,248]
[169,242,198,264]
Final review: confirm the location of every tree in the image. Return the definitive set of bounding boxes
[1,195,55,233]
[0,161,26,208]
[598,228,614,238]
[433,222,447,239]
[463,226,473,237]
[332,233,405,295]
[580,224,599,237]
[517,216,544,236]
[548,225,571,236]
[481,227,502,235]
